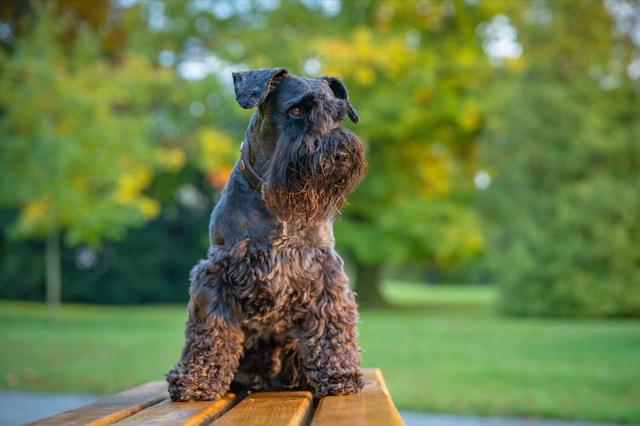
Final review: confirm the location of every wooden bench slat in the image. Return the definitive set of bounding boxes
[116,393,236,426]
[310,368,405,426]
[26,380,168,426]
[212,391,313,426]
[26,368,404,426]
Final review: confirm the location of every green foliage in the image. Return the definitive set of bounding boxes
[175,0,495,300]
[0,3,184,245]
[0,165,214,304]
[1,0,639,317]
[480,1,640,317]
[314,2,494,267]
[0,0,497,306]
[225,0,499,304]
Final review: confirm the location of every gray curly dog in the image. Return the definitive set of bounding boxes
[166,68,367,401]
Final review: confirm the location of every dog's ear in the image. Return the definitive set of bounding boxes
[322,76,360,124]
[232,68,289,109]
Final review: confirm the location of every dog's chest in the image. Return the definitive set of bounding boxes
[216,237,332,325]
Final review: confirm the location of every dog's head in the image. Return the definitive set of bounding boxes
[232,68,367,225]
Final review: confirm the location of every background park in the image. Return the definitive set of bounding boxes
[0,0,639,424]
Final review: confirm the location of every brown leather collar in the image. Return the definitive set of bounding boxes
[239,140,265,191]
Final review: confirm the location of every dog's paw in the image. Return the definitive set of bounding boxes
[165,368,224,402]
[313,369,364,397]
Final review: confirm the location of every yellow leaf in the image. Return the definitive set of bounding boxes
[157,147,186,171]
[114,168,152,204]
[23,198,50,221]
[198,128,236,173]
[137,197,160,219]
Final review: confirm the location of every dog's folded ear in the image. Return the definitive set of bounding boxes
[322,76,360,124]
[232,68,289,109]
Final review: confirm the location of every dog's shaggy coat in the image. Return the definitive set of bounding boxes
[167,68,366,401]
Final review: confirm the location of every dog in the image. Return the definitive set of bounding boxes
[166,68,367,401]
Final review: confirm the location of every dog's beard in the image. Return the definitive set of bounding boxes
[262,128,366,225]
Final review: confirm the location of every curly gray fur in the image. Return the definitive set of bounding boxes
[166,235,363,400]
[167,69,366,401]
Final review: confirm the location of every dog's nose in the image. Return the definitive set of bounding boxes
[335,150,348,161]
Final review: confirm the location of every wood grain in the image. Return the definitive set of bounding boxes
[26,380,168,426]
[310,368,405,426]
[116,393,236,426]
[26,368,404,426]
[212,391,313,426]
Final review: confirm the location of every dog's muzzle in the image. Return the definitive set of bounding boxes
[260,127,367,225]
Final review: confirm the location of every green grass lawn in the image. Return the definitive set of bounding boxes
[1,283,639,423]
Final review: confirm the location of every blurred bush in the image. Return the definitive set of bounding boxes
[480,1,640,317]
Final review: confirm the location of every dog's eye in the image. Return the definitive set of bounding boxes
[288,106,304,117]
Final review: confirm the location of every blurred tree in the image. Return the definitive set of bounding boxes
[0,0,549,309]
[480,1,640,317]
[315,1,494,306]
[184,0,502,306]
[0,0,126,55]
[0,3,185,312]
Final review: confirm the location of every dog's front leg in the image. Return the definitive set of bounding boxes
[166,260,244,401]
[299,257,364,397]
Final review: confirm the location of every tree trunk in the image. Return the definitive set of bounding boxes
[46,231,61,317]
[354,260,387,309]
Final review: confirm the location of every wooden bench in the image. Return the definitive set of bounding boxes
[28,368,405,426]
